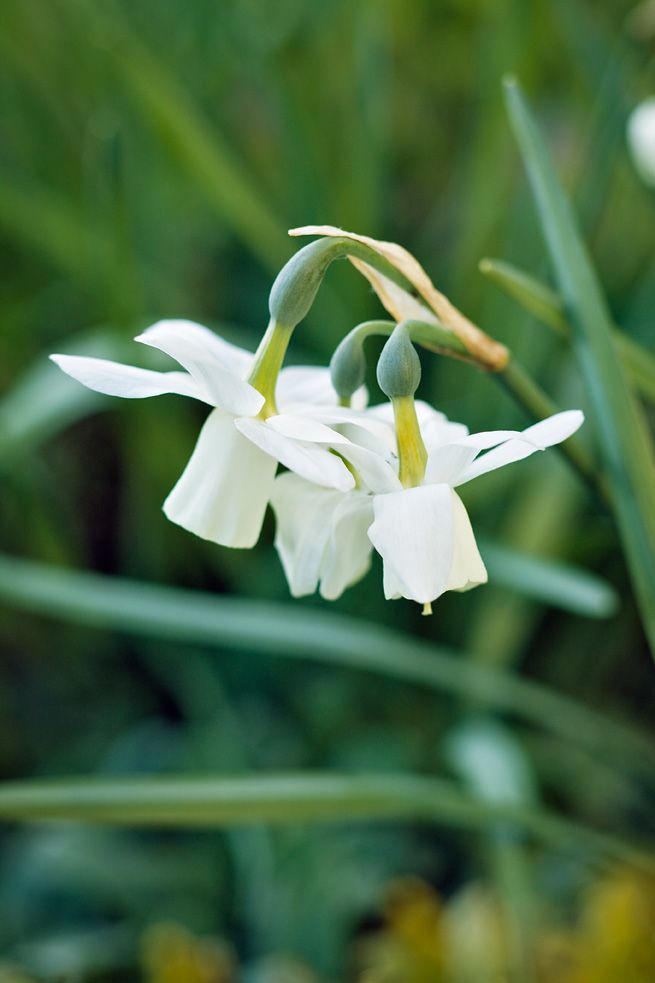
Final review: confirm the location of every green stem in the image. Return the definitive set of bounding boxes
[480,257,655,404]
[393,395,428,487]
[247,318,292,417]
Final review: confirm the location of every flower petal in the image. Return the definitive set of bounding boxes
[457,410,584,484]
[336,441,401,494]
[447,491,488,591]
[235,417,355,491]
[294,406,396,451]
[521,410,584,448]
[136,319,263,416]
[265,413,351,444]
[163,408,276,548]
[49,354,206,402]
[320,495,374,600]
[368,484,454,604]
[270,473,339,597]
[425,443,478,485]
[278,367,368,414]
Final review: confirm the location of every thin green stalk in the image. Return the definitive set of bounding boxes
[480,257,655,404]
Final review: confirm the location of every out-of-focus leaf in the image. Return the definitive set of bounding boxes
[480,257,655,403]
[479,539,619,619]
[0,772,650,870]
[0,553,652,777]
[445,719,538,807]
[445,718,540,979]
[68,0,289,272]
[504,77,655,658]
[0,332,123,460]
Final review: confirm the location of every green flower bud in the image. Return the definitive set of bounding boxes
[376,322,422,399]
[329,320,394,401]
[268,238,343,329]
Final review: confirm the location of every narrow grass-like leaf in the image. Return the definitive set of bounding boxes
[479,540,619,619]
[504,78,655,656]
[107,21,287,271]
[0,772,649,870]
[0,554,651,778]
[496,358,605,503]
[0,332,124,461]
[480,257,655,403]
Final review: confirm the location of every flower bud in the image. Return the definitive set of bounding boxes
[268,238,343,328]
[329,320,393,401]
[376,322,422,399]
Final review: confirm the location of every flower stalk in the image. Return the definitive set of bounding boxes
[247,318,292,417]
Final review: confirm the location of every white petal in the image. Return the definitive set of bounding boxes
[270,473,340,597]
[235,417,355,491]
[49,354,206,402]
[336,441,401,494]
[457,410,584,484]
[425,443,478,485]
[294,406,396,451]
[521,410,584,448]
[446,492,488,592]
[136,319,263,416]
[368,484,454,604]
[459,429,525,450]
[276,366,338,408]
[422,417,470,453]
[266,413,350,444]
[163,408,276,548]
[320,495,374,600]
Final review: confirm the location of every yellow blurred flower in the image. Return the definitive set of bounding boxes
[0,966,39,983]
[354,876,445,983]
[556,868,655,983]
[141,922,235,983]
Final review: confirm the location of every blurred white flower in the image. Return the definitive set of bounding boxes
[627,97,655,187]
[51,320,361,549]
[272,403,584,607]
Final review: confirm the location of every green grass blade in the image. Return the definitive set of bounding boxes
[0,554,651,777]
[480,257,655,403]
[479,540,619,619]
[0,331,124,461]
[504,77,655,656]
[496,358,605,503]
[0,772,649,870]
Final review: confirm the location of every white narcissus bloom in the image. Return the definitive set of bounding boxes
[271,403,584,606]
[627,97,655,187]
[50,319,363,549]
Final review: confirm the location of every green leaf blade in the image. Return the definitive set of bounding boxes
[504,77,655,657]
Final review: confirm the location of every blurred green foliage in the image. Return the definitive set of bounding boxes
[0,0,654,979]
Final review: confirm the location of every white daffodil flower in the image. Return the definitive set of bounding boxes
[271,402,584,607]
[51,319,364,549]
[627,97,655,187]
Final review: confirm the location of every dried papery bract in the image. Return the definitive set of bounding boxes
[289,226,510,371]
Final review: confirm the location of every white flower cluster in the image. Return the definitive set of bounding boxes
[51,229,583,610]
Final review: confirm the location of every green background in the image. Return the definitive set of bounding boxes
[0,0,653,979]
